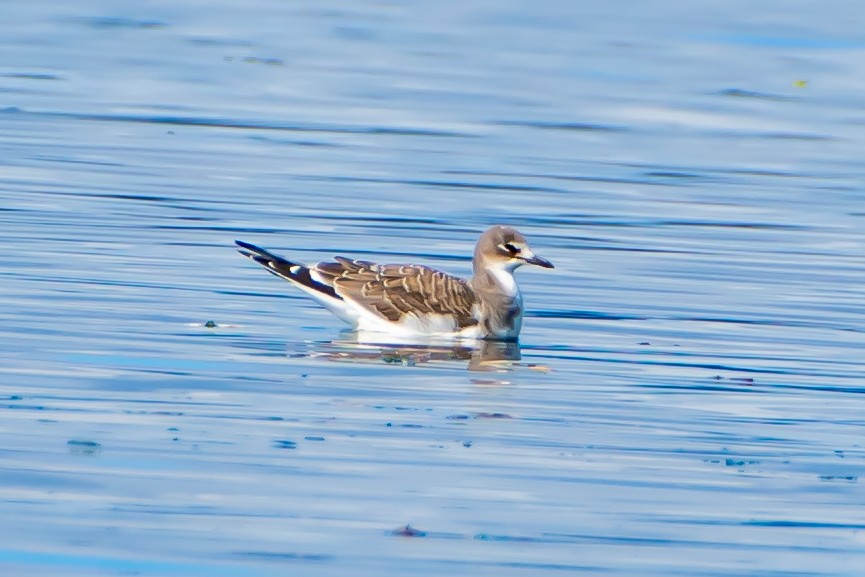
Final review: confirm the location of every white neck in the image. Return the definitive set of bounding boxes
[487,264,520,298]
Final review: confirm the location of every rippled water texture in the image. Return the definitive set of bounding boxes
[2,1,864,575]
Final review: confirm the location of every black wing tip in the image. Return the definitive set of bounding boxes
[235,239,282,263]
[235,239,260,252]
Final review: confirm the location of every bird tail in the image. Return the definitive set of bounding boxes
[235,240,340,299]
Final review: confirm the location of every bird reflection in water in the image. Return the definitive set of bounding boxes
[297,335,524,373]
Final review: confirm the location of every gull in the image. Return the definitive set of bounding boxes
[235,225,553,341]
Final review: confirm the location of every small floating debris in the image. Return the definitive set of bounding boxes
[67,439,101,455]
[390,524,426,537]
[304,436,325,442]
[272,440,297,449]
[475,412,512,419]
[725,458,760,467]
[818,475,857,482]
[186,320,241,329]
[794,79,808,88]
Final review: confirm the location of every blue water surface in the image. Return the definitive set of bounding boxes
[1,1,864,575]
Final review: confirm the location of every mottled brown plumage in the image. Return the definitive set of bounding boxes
[314,258,479,328]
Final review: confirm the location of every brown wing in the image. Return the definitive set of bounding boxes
[313,257,478,328]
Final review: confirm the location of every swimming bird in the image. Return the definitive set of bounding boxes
[235,225,553,340]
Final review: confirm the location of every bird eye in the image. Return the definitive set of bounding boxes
[503,243,519,254]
